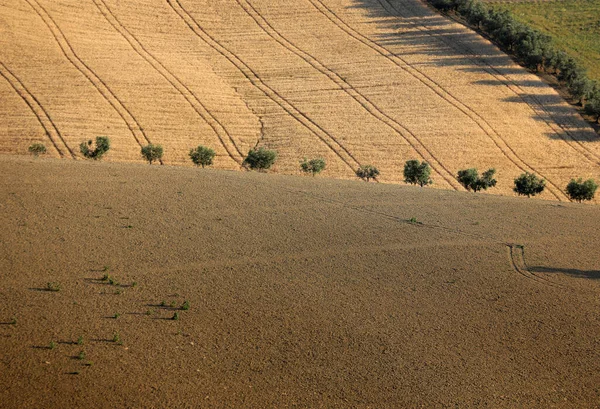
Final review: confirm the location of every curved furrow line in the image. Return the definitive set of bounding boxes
[0,62,71,158]
[168,0,360,173]
[311,0,567,200]
[92,0,243,165]
[508,245,564,288]
[23,0,150,153]
[379,0,600,168]
[239,0,461,189]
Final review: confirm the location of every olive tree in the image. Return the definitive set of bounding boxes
[403,160,433,187]
[243,147,277,171]
[300,157,326,176]
[356,165,380,182]
[28,143,47,157]
[457,168,497,192]
[141,144,163,165]
[513,172,546,197]
[566,178,597,202]
[80,136,110,160]
[189,145,215,168]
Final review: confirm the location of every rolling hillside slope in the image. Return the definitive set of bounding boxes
[1,0,599,199]
[1,155,600,407]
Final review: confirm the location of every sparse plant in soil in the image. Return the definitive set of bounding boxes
[189,145,216,168]
[457,168,497,192]
[113,333,122,344]
[80,136,110,160]
[113,313,121,319]
[172,312,180,321]
[77,336,84,346]
[181,301,190,311]
[356,165,380,182]
[9,317,16,325]
[403,160,433,187]
[49,341,57,350]
[300,158,326,176]
[46,282,61,292]
[28,143,47,157]
[77,350,86,360]
[243,147,277,171]
[514,172,546,197]
[141,144,163,165]
[566,178,598,202]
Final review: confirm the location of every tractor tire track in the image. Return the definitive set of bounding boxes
[168,0,361,173]
[379,0,600,170]
[239,0,461,190]
[310,0,568,200]
[508,244,564,288]
[91,0,243,165]
[23,0,151,154]
[0,61,72,158]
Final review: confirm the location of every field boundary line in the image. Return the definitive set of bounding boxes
[0,62,71,158]
[311,0,566,200]
[381,0,600,172]
[92,0,243,165]
[23,0,152,155]
[239,0,461,190]
[167,0,361,173]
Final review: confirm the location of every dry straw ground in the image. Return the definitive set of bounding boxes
[0,0,599,200]
[1,155,600,407]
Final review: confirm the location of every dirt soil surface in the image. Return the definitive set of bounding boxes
[1,155,600,408]
[1,0,599,201]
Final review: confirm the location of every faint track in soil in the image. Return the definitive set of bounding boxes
[239,0,461,190]
[311,0,567,200]
[508,244,565,288]
[168,0,362,174]
[379,0,600,172]
[23,0,152,155]
[92,0,244,166]
[0,62,72,158]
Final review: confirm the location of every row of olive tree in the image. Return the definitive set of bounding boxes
[428,0,600,123]
[399,159,597,202]
[27,141,597,202]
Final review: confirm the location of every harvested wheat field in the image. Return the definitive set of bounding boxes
[0,0,599,200]
[1,155,600,408]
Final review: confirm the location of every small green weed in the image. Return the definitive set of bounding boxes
[77,351,86,360]
[172,312,180,321]
[77,336,84,346]
[46,282,61,292]
[181,301,190,311]
[49,341,57,350]
[113,333,122,345]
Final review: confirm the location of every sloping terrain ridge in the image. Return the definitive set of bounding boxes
[1,155,600,407]
[1,0,599,200]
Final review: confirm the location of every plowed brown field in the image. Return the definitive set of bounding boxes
[1,0,599,200]
[1,155,600,407]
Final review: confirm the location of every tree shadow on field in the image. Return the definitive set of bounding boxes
[347,0,600,138]
[530,266,600,280]
[347,0,521,71]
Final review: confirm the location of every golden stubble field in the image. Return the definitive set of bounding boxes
[0,0,599,201]
[1,155,600,407]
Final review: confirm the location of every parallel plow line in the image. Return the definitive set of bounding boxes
[92,0,244,165]
[240,0,460,190]
[23,0,151,154]
[380,0,600,169]
[311,0,567,200]
[0,61,72,158]
[168,0,361,173]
